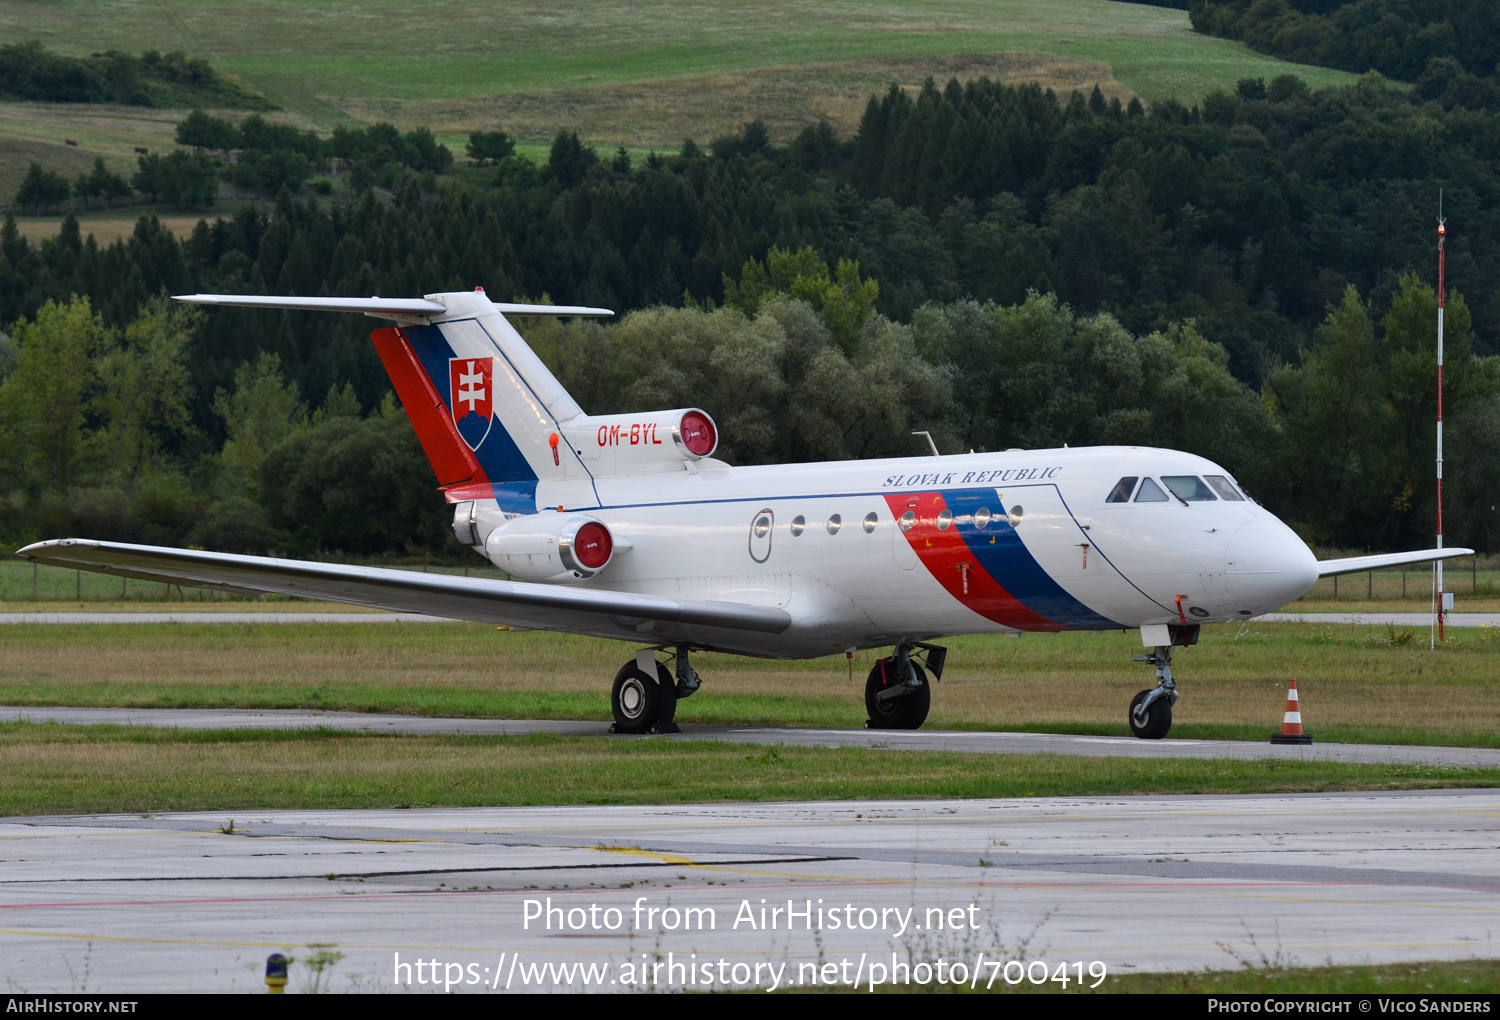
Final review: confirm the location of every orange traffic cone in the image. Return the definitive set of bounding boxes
[1270,679,1313,745]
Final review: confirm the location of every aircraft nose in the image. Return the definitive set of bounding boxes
[1225,519,1318,612]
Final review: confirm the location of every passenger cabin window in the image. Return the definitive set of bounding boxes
[1162,475,1217,501]
[1204,475,1246,501]
[1134,478,1169,502]
[1106,477,1138,503]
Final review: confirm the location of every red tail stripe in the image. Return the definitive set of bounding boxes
[369,327,482,488]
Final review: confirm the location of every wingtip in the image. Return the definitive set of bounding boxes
[16,538,95,559]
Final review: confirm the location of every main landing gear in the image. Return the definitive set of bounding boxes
[611,645,701,734]
[866,642,946,730]
[1128,624,1198,739]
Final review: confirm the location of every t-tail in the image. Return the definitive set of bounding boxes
[175,291,719,519]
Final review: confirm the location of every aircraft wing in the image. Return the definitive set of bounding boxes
[17,540,790,648]
[1316,547,1474,578]
[173,295,614,319]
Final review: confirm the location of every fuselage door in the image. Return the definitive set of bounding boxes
[748,507,774,563]
[893,498,918,570]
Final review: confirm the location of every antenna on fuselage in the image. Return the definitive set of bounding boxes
[912,431,940,457]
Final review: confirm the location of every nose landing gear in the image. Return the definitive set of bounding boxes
[1128,647,1176,739]
[1128,625,1197,740]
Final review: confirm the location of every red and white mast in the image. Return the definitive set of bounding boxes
[1436,210,1446,644]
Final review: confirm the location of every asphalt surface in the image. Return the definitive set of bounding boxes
[5,705,1500,768]
[1,791,1497,992]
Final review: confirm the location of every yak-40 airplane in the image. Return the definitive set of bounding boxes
[20,290,1473,738]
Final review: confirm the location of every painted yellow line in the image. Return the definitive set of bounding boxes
[592,845,695,866]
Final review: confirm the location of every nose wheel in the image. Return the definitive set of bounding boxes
[1129,687,1173,739]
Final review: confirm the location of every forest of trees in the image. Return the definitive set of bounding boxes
[0,41,271,108]
[1,71,1497,559]
[1191,0,1500,110]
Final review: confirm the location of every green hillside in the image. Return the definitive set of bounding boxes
[0,0,1359,205]
[0,1,1356,111]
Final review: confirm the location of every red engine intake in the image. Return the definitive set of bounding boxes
[567,520,613,571]
[676,410,717,458]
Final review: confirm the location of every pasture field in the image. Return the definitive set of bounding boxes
[0,0,1357,201]
[0,722,1493,816]
[1,619,1497,747]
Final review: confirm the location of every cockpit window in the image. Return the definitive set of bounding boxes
[1204,474,1246,501]
[1106,477,1138,503]
[1134,477,1169,502]
[1162,475,1218,501]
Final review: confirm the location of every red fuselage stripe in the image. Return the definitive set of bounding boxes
[885,492,1062,631]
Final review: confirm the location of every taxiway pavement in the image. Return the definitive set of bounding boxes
[1,791,1496,992]
[5,705,1499,768]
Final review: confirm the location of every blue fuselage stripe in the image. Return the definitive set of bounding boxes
[939,487,1116,629]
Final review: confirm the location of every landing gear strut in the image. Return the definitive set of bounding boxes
[610,646,701,735]
[1128,625,1197,739]
[866,642,945,730]
[1128,646,1176,739]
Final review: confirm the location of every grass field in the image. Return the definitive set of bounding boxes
[1,722,1493,816]
[2,618,1497,746]
[0,0,1357,203]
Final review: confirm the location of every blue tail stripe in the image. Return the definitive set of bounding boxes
[941,487,1116,629]
[403,324,539,515]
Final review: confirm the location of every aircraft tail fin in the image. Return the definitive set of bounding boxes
[174,290,721,512]
[178,290,602,513]
[371,290,593,513]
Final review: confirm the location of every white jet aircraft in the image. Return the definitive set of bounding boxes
[20,289,1473,738]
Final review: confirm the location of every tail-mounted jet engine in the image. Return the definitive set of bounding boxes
[484,514,618,583]
[560,407,718,476]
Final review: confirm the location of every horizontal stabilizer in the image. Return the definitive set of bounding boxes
[18,540,790,646]
[1316,547,1474,578]
[173,294,614,319]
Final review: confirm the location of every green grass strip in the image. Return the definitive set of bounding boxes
[1,722,1495,816]
[5,686,1500,749]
